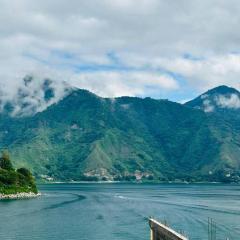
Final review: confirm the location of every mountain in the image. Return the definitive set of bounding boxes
[0,82,240,183]
[185,85,240,136]
[185,85,240,113]
[185,85,240,182]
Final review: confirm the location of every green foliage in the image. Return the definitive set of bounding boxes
[0,150,13,171]
[0,152,37,194]
[0,87,239,183]
[17,167,31,178]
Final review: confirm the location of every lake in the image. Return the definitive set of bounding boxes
[0,183,239,240]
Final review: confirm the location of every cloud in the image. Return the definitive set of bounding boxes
[0,76,70,116]
[154,54,240,91]
[203,99,215,112]
[0,0,240,101]
[196,93,240,112]
[120,53,240,91]
[0,70,178,116]
[215,94,240,109]
[68,71,179,97]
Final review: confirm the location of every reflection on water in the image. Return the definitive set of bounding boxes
[0,183,239,240]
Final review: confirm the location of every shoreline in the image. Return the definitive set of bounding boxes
[0,192,41,200]
[37,180,239,185]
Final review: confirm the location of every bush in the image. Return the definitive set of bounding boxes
[17,168,32,178]
[0,151,38,194]
[0,151,13,171]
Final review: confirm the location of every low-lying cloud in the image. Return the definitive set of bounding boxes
[216,94,240,109]
[0,76,70,116]
[199,93,240,112]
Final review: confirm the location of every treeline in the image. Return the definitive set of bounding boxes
[0,151,37,194]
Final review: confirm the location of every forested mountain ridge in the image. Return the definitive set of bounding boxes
[0,84,239,182]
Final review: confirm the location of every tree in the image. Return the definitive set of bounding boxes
[0,150,13,171]
[17,168,32,178]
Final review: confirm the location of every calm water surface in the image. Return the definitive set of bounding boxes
[0,183,240,240]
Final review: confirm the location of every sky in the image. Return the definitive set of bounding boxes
[1,0,240,103]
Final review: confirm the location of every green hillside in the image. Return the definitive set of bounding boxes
[0,151,37,194]
[0,86,239,182]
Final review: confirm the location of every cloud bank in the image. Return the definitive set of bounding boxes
[216,94,240,109]
[199,93,240,112]
[0,0,240,102]
[0,76,70,116]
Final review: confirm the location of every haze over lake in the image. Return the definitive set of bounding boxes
[0,183,239,240]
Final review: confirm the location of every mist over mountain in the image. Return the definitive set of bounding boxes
[185,85,240,132]
[0,76,71,117]
[0,79,239,183]
[185,85,240,113]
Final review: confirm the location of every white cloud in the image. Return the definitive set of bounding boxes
[155,54,240,91]
[0,0,240,101]
[196,93,240,112]
[121,53,240,92]
[215,94,240,109]
[203,99,215,112]
[0,76,70,116]
[68,71,178,98]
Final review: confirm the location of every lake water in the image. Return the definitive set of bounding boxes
[0,183,240,240]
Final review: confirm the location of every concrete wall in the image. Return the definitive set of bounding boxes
[149,218,188,240]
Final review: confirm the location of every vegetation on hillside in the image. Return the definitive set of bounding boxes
[0,86,239,183]
[0,151,37,194]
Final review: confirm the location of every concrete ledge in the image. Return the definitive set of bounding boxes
[149,218,188,240]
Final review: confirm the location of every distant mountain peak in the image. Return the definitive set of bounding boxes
[185,85,240,112]
[204,85,239,95]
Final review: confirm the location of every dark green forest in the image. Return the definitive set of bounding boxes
[0,151,37,194]
[0,85,239,183]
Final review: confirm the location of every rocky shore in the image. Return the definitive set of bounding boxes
[0,192,41,200]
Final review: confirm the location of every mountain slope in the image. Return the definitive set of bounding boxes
[185,85,240,181]
[0,86,239,182]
